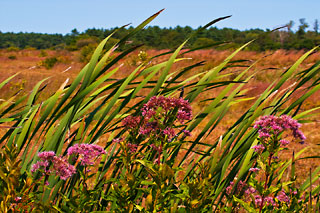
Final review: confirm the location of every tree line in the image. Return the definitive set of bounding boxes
[0,18,319,51]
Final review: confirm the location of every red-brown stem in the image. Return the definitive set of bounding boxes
[157,145,162,166]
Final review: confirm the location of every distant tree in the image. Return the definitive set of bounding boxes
[314,19,319,34]
[297,18,309,38]
[71,28,80,36]
[286,20,294,32]
[0,19,319,51]
[192,37,215,49]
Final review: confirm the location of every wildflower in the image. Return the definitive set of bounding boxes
[139,121,158,135]
[245,186,257,195]
[52,156,76,180]
[226,181,234,195]
[254,195,262,206]
[112,138,123,143]
[122,115,141,129]
[279,139,290,146]
[252,144,265,152]
[276,190,290,203]
[182,130,191,137]
[38,151,55,161]
[254,195,275,207]
[226,180,247,195]
[290,189,298,195]
[254,115,306,141]
[162,127,175,139]
[264,196,276,206]
[249,167,260,172]
[31,151,76,180]
[14,197,22,202]
[31,160,50,173]
[142,96,192,123]
[67,143,106,166]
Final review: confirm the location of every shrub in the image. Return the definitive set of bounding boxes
[39,50,48,57]
[39,56,58,69]
[79,43,97,63]
[6,46,20,52]
[8,55,17,60]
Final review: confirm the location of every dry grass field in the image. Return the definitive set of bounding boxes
[1,48,320,182]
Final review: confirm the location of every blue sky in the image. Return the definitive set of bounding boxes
[0,0,319,34]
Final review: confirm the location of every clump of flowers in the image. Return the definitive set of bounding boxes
[123,96,192,136]
[31,151,76,180]
[120,96,192,164]
[232,115,307,212]
[31,143,106,181]
[253,114,305,145]
[67,143,106,166]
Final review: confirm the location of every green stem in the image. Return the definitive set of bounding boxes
[259,152,273,213]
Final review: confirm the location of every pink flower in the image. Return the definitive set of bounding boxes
[279,139,290,146]
[139,121,158,135]
[38,151,55,161]
[112,138,123,143]
[254,195,275,207]
[142,96,192,123]
[245,186,256,195]
[67,143,106,166]
[182,130,191,137]
[249,168,260,172]
[122,115,141,129]
[226,180,247,195]
[254,115,306,141]
[162,127,175,139]
[31,160,50,173]
[226,181,234,195]
[32,151,76,180]
[14,197,22,202]
[252,144,265,152]
[52,156,76,180]
[276,190,290,203]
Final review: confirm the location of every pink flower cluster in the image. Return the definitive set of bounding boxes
[254,115,306,142]
[251,144,265,152]
[249,167,260,172]
[254,195,276,207]
[226,180,247,195]
[142,96,192,123]
[31,151,76,180]
[67,143,106,166]
[122,96,192,140]
[122,115,141,129]
[276,190,290,203]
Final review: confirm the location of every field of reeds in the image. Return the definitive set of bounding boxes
[0,11,320,212]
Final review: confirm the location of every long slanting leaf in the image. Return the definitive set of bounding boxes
[273,47,318,92]
[186,41,252,102]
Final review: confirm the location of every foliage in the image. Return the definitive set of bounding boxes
[7,55,16,60]
[1,19,320,51]
[0,11,320,212]
[39,56,59,69]
[39,50,48,57]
